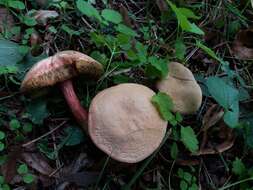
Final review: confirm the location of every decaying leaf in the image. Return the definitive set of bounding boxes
[232,28,253,60]
[119,4,132,27]
[0,8,14,33]
[156,0,168,12]
[22,152,54,176]
[33,10,59,26]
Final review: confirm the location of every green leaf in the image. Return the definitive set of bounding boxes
[101,9,122,24]
[232,158,246,176]
[146,57,168,78]
[196,41,220,61]
[64,127,85,146]
[8,0,25,10]
[17,164,28,174]
[0,142,4,151]
[136,42,148,63]
[152,92,174,121]
[180,126,199,153]
[170,142,178,159]
[206,77,239,128]
[0,131,5,140]
[76,0,101,21]
[166,0,204,35]
[22,16,37,26]
[116,24,138,37]
[26,98,49,125]
[0,40,23,74]
[22,123,33,133]
[23,174,34,184]
[175,38,186,60]
[10,119,21,130]
[178,8,200,19]
[180,180,188,190]
[61,24,81,36]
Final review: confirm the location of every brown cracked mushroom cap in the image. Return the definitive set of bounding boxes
[157,62,202,114]
[21,50,103,129]
[232,28,253,60]
[21,50,103,91]
[88,83,167,163]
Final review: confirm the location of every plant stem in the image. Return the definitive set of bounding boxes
[218,177,253,190]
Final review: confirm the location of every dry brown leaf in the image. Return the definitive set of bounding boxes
[156,0,168,12]
[232,28,253,60]
[33,10,59,26]
[1,147,22,183]
[0,8,14,33]
[119,4,132,27]
[22,152,54,176]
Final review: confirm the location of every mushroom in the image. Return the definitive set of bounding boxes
[21,50,103,129]
[88,83,167,163]
[156,62,202,114]
[232,28,253,60]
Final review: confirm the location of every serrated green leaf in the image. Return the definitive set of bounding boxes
[180,126,199,153]
[101,9,122,24]
[146,56,168,78]
[151,92,174,121]
[76,0,101,21]
[180,180,188,190]
[10,119,21,130]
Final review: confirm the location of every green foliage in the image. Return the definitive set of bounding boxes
[206,77,239,128]
[0,0,25,10]
[166,0,204,35]
[17,164,34,184]
[177,168,198,190]
[232,158,246,177]
[64,127,85,146]
[180,126,199,153]
[76,0,101,21]
[101,9,122,24]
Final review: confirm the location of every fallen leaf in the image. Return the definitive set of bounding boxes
[1,147,22,183]
[232,28,253,60]
[156,0,168,12]
[119,4,132,27]
[33,10,59,26]
[0,8,14,33]
[22,152,54,176]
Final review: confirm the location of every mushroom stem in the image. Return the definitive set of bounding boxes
[60,80,88,130]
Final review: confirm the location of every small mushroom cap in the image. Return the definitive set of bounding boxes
[21,51,103,91]
[157,62,202,114]
[232,28,253,60]
[88,83,167,163]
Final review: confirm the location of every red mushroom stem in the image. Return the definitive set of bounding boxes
[60,80,88,130]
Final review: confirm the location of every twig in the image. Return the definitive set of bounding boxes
[22,121,67,148]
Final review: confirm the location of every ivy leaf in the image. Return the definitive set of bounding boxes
[26,98,49,125]
[101,9,122,24]
[76,0,101,21]
[151,92,174,121]
[180,126,199,153]
[206,77,239,128]
[232,158,246,176]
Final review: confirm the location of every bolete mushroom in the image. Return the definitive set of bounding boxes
[88,83,168,163]
[21,50,103,129]
[232,28,253,60]
[156,62,202,114]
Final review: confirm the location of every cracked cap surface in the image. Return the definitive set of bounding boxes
[21,50,103,91]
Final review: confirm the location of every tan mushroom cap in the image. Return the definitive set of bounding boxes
[157,62,202,114]
[88,83,167,163]
[232,28,253,60]
[21,50,103,91]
